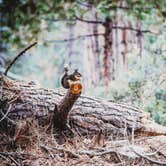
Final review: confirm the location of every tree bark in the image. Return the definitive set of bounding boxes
[92,12,102,83]
[114,15,120,79]
[1,76,166,137]
[136,21,143,57]
[0,75,82,130]
[103,17,117,83]
[121,22,128,66]
[103,17,113,84]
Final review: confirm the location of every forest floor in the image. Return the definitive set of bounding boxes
[0,123,166,166]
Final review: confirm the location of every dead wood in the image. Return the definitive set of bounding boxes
[0,75,82,135]
[130,146,166,165]
[4,42,37,76]
[0,122,166,166]
[0,75,166,137]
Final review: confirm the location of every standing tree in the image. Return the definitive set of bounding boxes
[0,0,165,84]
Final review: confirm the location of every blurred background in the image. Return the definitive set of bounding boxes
[0,0,166,125]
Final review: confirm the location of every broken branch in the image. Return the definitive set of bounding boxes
[4,42,37,76]
[46,33,104,43]
[130,146,166,165]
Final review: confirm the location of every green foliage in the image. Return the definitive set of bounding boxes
[1,0,165,48]
[0,0,76,47]
[149,87,166,125]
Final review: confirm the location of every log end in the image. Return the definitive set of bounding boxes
[70,81,82,95]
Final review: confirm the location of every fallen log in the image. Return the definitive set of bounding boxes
[0,75,166,137]
[0,75,82,135]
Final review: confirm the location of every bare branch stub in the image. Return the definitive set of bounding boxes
[53,80,83,129]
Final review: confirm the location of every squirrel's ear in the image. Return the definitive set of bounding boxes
[64,67,68,72]
[74,69,78,72]
[64,64,69,72]
[64,63,69,68]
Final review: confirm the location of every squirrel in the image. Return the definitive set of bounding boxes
[61,67,82,89]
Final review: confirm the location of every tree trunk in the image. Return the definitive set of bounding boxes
[92,12,102,83]
[121,23,128,66]
[1,76,166,137]
[103,17,114,84]
[114,16,120,79]
[136,21,143,57]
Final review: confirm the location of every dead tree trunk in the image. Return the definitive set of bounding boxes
[0,76,166,137]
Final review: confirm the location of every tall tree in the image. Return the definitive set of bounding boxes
[103,17,113,82]
[91,11,102,83]
[0,0,165,86]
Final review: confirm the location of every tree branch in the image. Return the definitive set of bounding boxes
[130,146,166,165]
[40,144,80,158]
[0,105,11,122]
[0,67,23,80]
[48,18,158,35]
[0,152,20,166]
[4,42,37,76]
[112,26,159,34]
[75,16,104,24]
[46,33,104,43]
[48,16,103,24]
[105,5,130,10]
[78,149,121,161]
[46,18,76,23]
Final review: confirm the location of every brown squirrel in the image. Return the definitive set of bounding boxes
[61,67,82,89]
